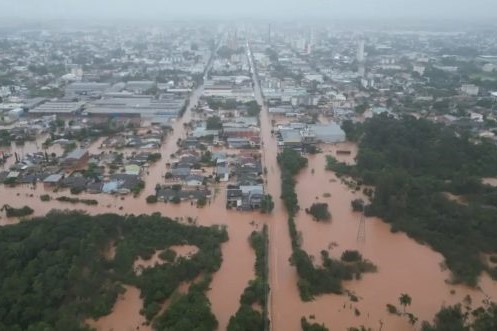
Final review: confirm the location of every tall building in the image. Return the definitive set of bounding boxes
[268,24,271,44]
[357,40,365,63]
[307,27,314,55]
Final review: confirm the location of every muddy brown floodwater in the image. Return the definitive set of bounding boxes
[0,81,267,331]
[86,285,151,331]
[283,152,497,330]
[133,245,199,275]
[3,51,497,331]
[247,46,497,330]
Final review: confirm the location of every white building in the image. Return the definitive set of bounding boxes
[461,84,479,96]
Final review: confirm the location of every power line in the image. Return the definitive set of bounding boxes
[357,212,366,243]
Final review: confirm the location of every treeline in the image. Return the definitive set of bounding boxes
[277,149,376,302]
[332,114,497,285]
[1,205,34,218]
[206,97,261,116]
[228,225,270,331]
[301,317,329,331]
[56,196,98,205]
[277,148,308,216]
[0,211,228,330]
[422,301,497,330]
[153,275,218,331]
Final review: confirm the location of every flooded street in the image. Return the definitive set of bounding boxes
[0,56,264,330]
[0,87,265,331]
[283,152,497,330]
[2,42,497,331]
[247,45,497,330]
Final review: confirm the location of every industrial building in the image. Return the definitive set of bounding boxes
[29,101,86,117]
[277,122,346,147]
[85,95,184,119]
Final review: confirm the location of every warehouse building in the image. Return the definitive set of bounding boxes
[29,101,86,118]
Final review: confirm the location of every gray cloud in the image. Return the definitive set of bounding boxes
[1,0,496,20]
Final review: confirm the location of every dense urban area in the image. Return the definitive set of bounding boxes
[1,19,497,331]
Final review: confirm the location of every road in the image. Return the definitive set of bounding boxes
[247,41,295,331]
[144,38,222,196]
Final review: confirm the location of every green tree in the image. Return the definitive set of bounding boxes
[206,116,223,130]
[260,194,274,213]
[399,293,412,313]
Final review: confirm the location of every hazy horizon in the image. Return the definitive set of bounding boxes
[1,0,497,21]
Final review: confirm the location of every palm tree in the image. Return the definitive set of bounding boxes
[399,293,412,313]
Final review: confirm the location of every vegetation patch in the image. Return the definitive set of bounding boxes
[277,149,376,301]
[228,225,270,331]
[56,196,98,205]
[330,115,497,285]
[301,317,329,331]
[305,203,331,222]
[1,204,34,218]
[0,211,228,330]
[422,302,497,330]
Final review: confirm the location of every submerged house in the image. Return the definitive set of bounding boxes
[226,184,264,210]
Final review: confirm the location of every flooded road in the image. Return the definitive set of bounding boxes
[0,46,263,331]
[0,85,264,331]
[247,43,497,331]
[3,42,497,331]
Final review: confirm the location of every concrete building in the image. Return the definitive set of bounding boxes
[65,82,111,96]
[86,96,183,119]
[461,84,479,96]
[304,123,346,143]
[125,81,155,93]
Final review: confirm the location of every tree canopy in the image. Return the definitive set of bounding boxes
[0,211,227,330]
[332,114,497,285]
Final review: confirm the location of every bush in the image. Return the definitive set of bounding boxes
[70,187,84,195]
[306,203,331,221]
[131,180,145,195]
[56,196,98,205]
[147,153,162,163]
[146,195,158,204]
[351,199,364,212]
[260,194,274,213]
[341,250,363,262]
[2,205,34,218]
[159,249,177,263]
[386,304,399,315]
[40,194,51,202]
[197,196,207,207]
[301,317,329,331]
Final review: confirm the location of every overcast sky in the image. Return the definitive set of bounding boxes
[1,0,497,20]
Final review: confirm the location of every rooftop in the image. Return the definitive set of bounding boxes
[30,101,85,114]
